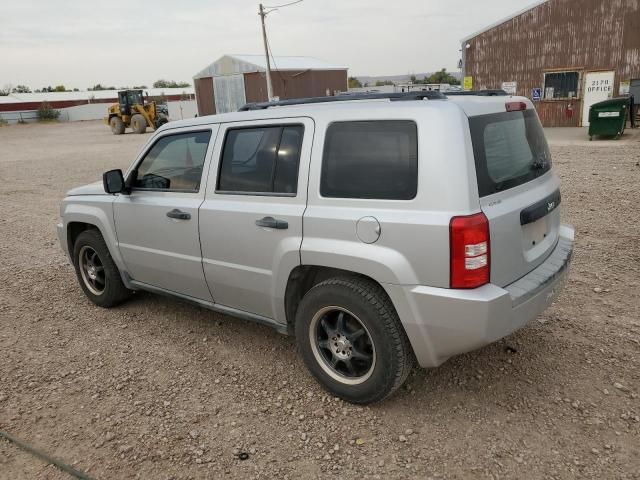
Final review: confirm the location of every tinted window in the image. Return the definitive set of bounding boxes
[218,125,303,194]
[469,110,552,197]
[321,121,418,200]
[134,130,211,191]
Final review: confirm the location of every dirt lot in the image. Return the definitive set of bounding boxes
[0,120,639,479]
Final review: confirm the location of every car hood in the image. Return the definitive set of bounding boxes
[67,181,104,196]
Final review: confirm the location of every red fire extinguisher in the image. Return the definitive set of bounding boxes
[566,103,574,119]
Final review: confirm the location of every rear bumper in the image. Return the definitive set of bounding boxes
[386,224,574,368]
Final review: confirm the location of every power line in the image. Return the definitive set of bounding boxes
[263,0,303,11]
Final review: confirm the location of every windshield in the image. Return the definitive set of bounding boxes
[469,109,552,197]
[127,91,143,105]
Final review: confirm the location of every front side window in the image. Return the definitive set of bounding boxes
[218,125,304,194]
[321,121,418,200]
[543,71,580,99]
[133,130,212,191]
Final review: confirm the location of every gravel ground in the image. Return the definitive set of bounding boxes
[0,121,639,479]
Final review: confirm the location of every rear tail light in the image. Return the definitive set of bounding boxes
[506,101,527,112]
[450,212,490,289]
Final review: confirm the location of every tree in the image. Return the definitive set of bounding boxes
[374,80,394,86]
[424,68,460,86]
[12,85,31,93]
[348,77,362,88]
[88,84,116,91]
[53,85,67,92]
[0,84,13,96]
[153,79,191,88]
[409,75,417,84]
[133,85,148,89]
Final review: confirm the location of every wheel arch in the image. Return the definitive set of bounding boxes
[283,266,405,334]
[62,202,131,287]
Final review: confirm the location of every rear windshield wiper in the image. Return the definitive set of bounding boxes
[531,160,546,170]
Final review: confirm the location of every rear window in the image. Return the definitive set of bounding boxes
[321,121,418,200]
[469,109,552,197]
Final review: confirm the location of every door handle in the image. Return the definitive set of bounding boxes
[255,216,288,229]
[166,209,191,220]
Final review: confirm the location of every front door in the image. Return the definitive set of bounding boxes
[199,118,313,321]
[114,127,218,300]
[582,71,615,126]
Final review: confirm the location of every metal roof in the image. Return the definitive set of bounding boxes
[0,87,195,104]
[461,0,550,43]
[194,54,348,79]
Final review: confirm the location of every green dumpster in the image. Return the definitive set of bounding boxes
[588,97,628,140]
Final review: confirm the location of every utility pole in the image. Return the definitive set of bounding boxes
[259,3,274,101]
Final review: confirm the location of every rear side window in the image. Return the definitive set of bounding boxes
[321,121,418,200]
[469,110,552,197]
[218,125,304,194]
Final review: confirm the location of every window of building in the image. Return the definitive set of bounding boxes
[543,71,580,100]
[321,121,418,200]
[217,125,304,194]
[134,130,212,191]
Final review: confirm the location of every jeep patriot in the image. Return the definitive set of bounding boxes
[57,92,574,403]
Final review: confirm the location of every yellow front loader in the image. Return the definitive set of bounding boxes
[104,90,169,135]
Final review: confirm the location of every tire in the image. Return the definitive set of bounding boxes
[155,114,169,129]
[295,276,414,404]
[131,114,147,134]
[72,229,132,308]
[110,116,125,135]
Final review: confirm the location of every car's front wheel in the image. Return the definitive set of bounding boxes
[295,276,414,404]
[73,229,131,308]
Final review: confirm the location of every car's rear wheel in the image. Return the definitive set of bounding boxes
[73,230,131,308]
[295,276,414,404]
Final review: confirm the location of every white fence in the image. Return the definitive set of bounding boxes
[0,100,198,124]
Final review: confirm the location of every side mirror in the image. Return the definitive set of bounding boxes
[103,169,125,194]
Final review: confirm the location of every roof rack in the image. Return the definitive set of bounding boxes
[445,89,508,97]
[238,91,446,111]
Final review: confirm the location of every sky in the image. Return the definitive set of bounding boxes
[0,0,538,90]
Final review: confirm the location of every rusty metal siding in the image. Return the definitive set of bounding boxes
[464,0,640,126]
[194,77,215,116]
[243,70,348,104]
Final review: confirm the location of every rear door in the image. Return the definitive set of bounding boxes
[468,106,561,287]
[199,117,313,320]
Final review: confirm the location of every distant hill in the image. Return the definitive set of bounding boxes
[355,71,462,86]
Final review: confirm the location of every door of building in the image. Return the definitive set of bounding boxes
[582,71,615,127]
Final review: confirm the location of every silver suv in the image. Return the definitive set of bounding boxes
[57,92,574,404]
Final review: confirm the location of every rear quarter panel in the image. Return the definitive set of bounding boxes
[302,101,481,288]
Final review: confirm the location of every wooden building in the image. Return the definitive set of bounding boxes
[193,54,348,116]
[462,0,640,127]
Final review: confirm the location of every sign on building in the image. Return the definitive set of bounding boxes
[463,76,473,91]
[532,88,542,102]
[582,71,615,126]
[619,81,630,95]
[502,82,517,95]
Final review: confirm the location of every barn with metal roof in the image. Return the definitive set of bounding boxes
[193,54,348,115]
